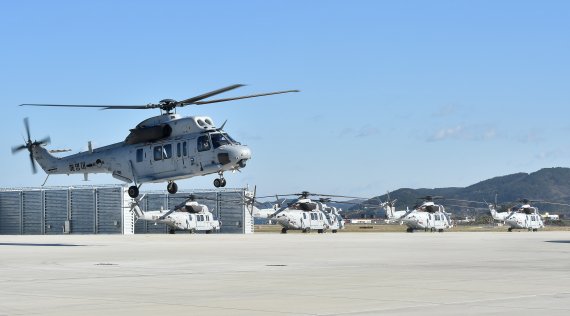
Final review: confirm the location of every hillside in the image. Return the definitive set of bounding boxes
[347,167,570,218]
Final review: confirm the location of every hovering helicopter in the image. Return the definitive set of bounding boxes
[384,195,452,233]
[13,85,298,198]
[489,199,544,232]
[256,191,360,234]
[129,194,221,234]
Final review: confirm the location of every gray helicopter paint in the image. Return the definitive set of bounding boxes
[30,115,251,188]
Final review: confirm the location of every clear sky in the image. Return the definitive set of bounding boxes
[1,0,569,197]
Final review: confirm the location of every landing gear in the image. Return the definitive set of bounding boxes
[317,229,324,234]
[213,173,227,188]
[533,228,538,232]
[508,227,513,232]
[406,227,414,233]
[438,229,444,233]
[332,229,338,233]
[281,227,288,234]
[167,181,178,194]
[128,186,139,198]
[169,229,176,234]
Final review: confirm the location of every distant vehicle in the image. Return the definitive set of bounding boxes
[256,191,360,234]
[384,195,452,233]
[129,194,220,234]
[14,85,298,197]
[489,199,544,232]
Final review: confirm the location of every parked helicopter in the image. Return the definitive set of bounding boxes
[384,195,452,232]
[13,85,298,198]
[256,191,360,234]
[129,194,221,234]
[489,199,544,232]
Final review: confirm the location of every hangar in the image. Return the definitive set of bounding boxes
[0,185,253,235]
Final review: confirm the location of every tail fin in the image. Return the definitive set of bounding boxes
[489,204,504,221]
[383,202,396,219]
[128,194,146,218]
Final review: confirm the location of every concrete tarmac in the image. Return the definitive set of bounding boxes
[1,232,569,315]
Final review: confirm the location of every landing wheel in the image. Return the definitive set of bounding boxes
[332,229,338,233]
[533,228,538,232]
[128,186,139,198]
[206,229,212,234]
[220,178,227,187]
[167,182,178,194]
[406,227,414,233]
[508,227,513,232]
[281,228,288,234]
[214,178,221,188]
[438,229,444,233]
[318,229,324,234]
[169,229,176,234]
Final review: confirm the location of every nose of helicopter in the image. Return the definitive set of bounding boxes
[218,145,251,167]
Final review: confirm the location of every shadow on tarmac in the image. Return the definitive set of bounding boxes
[545,240,570,244]
[0,242,85,247]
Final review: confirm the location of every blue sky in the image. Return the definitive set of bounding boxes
[1,1,569,197]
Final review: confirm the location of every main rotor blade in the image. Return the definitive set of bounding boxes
[312,193,368,199]
[194,90,300,105]
[179,84,245,105]
[20,104,149,109]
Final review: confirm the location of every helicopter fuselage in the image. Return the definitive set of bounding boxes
[31,113,251,187]
[385,201,452,232]
[132,201,220,233]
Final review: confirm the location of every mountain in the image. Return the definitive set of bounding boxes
[347,167,570,218]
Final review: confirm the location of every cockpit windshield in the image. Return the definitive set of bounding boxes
[223,132,240,145]
[211,133,231,148]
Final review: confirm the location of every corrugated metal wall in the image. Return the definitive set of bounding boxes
[0,191,21,235]
[0,186,127,235]
[22,191,43,235]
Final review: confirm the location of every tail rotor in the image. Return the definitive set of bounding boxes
[12,118,51,174]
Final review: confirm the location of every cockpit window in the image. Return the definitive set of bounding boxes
[197,135,211,152]
[211,133,230,148]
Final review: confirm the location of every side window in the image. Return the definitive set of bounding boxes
[177,143,181,157]
[183,141,187,156]
[136,148,143,163]
[303,213,307,219]
[154,146,162,161]
[163,144,172,159]
[197,135,211,152]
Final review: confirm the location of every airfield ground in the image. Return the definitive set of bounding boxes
[1,232,569,315]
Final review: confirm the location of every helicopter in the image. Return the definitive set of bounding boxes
[129,194,221,234]
[489,199,544,232]
[384,195,452,233]
[256,191,361,234]
[13,84,298,198]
